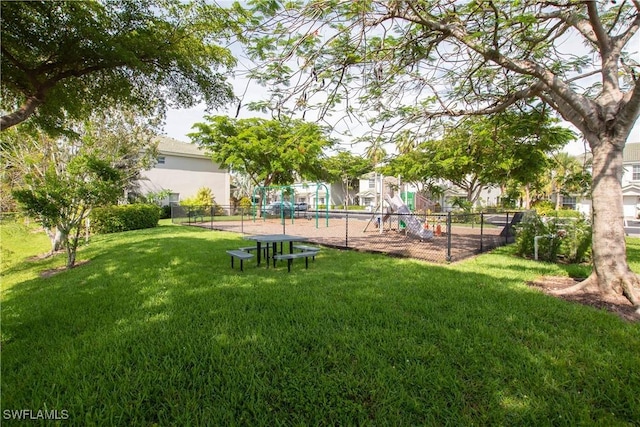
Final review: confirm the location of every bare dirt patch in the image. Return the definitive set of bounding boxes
[40,260,90,278]
[528,276,640,323]
[27,250,63,262]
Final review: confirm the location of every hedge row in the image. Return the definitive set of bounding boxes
[91,204,160,234]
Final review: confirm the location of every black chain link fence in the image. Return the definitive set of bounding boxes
[172,205,525,263]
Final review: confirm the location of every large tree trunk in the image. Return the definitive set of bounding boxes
[567,140,640,311]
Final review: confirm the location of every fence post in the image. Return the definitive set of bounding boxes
[345,209,349,247]
[505,212,510,245]
[446,212,452,262]
[480,212,484,253]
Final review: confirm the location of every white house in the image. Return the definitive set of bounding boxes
[137,136,230,207]
[565,142,640,219]
[356,172,501,212]
[290,182,331,207]
[271,181,348,208]
[356,172,397,209]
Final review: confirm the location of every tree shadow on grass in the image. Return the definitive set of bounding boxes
[478,252,639,322]
[2,229,639,425]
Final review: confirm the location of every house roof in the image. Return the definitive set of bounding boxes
[356,189,377,198]
[156,136,209,159]
[622,184,640,197]
[624,143,640,162]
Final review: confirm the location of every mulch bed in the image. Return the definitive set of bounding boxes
[528,276,640,323]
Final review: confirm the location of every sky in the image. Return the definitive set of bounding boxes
[161,16,640,157]
[162,89,638,158]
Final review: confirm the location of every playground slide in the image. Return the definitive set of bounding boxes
[385,195,434,240]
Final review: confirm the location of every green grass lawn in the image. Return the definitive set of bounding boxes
[1,221,639,425]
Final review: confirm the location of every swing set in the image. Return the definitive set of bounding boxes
[251,183,330,228]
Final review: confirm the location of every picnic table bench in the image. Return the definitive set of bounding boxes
[273,251,320,272]
[238,246,267,257]
[226,250,254,272]
[292,245,320,261]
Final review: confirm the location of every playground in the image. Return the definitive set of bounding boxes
[175,183,520,263]
[185,208,514,264]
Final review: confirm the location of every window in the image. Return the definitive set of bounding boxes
[562,196,577,210]
[368,178,375,188]
[633,164,640,181]
[157,156,166,165]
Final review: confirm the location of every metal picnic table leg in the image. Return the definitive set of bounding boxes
[272,242,278,267]
[256,242,262,266]
[266,242,271,268]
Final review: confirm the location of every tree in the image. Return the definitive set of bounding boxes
[384,109,572,204]
[549,152,592,210]
[13,153,123,268]
[382,144,443,198]
[231,173,256,203]
[4,109,158,261]
[244,1,640,309]
[1,0,237,134]
[189,116,335,188]
[322,151,372,207]
[439,110,572,201]
[76,108,160,199]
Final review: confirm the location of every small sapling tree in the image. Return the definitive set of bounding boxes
[13,155,123,268]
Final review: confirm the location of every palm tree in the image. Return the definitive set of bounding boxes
[231,173,254,202]
[394,130,418,155]
[549,152,582,210]
[365,139,387,166]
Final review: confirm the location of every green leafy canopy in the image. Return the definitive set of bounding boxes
[189,116,335,187]
[1,0,239,134]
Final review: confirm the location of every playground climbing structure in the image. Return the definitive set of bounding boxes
[385,195,434,240]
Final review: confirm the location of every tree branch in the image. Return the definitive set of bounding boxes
[0,96,43,131]
[586,1,610,55]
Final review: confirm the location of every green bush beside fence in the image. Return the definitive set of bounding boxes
[91,204,160,234]
[515,211,591,263]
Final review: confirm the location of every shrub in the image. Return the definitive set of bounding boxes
[514,212,562,261]
[531,200,555,216]
[558,219,592,263]
[450,196,473,213]
[238,197,252,210]
[181,187,225,216]
[532,200,584,219]
[515,211,591,263]
[550,209,583,219]
[160,205,172,219]
[91,204,160,234]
